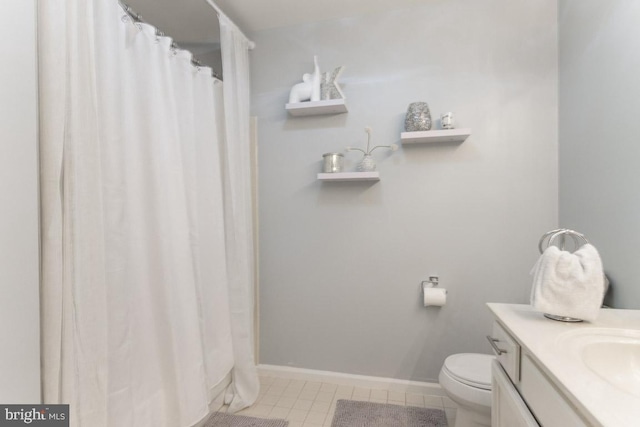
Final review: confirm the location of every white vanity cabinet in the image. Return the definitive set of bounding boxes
[488,316,592,427]
[489,321,539,427]
[491,359,538,427]
[486,303,640,426]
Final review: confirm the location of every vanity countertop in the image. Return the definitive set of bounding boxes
[487,303,640,427]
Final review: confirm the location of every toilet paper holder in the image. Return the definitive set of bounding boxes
[421,276,447,307]
[422,276,439,290]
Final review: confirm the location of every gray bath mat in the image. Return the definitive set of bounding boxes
[331,399,448,427]
[203,412,288,427]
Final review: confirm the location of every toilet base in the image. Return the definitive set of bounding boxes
[454,406,491,427]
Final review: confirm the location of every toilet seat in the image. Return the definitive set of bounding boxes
[442,353,493,390]
[439,353,494,427]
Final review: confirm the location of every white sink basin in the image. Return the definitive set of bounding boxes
[557,328,640,398]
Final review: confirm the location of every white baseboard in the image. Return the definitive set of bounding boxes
[257,364,444,396]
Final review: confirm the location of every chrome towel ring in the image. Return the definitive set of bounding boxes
[538,228,590,254]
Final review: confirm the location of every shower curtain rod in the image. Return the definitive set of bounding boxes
[118,1,222,80]
[205,0,256,50]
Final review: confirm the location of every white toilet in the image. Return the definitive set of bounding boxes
[439,353,494,427]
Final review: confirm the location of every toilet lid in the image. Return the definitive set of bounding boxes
[443,353,494,390]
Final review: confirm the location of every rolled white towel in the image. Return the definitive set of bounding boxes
[530,243,605,322]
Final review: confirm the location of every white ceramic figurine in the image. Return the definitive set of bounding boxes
[288,56,321,103]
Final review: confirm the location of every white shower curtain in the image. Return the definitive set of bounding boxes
[218,14,260,413]
[38,1,257,426]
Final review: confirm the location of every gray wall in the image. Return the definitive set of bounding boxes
[252,0,558,382]
[0,0,41,402]
[559,0,640,309]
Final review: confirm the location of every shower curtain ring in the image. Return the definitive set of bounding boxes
[154,29,164,43]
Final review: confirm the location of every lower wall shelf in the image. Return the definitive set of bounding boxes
[317,172,380,181]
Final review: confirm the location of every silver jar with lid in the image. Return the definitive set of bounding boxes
[322,153,344,173]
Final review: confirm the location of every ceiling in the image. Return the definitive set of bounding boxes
[125,0,426,46]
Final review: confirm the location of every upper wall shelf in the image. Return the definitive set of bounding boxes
[286,99,348,116]
[400,128,471,144]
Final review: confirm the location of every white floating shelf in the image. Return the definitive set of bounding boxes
[286,99,348,116]
[401,128,471,144]
[317,172,380,182]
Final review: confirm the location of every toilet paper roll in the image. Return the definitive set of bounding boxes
[424,287,447,307]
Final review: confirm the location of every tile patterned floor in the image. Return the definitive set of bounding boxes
[217,375,458,427]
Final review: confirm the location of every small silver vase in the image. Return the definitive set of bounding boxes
[357,155,376,172]
[405,102,432,132]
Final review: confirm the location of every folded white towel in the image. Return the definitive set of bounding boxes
[530,243,604,322]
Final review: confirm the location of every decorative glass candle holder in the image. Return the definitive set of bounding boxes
[405,102,432,132]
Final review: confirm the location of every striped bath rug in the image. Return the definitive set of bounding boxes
[203,412,288,427]
[331,399,448,427]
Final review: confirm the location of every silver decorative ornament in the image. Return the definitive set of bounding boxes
[357,155,377,172]
[405,102,432,132]
[346,127,397,172]
[321,66,346,100]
